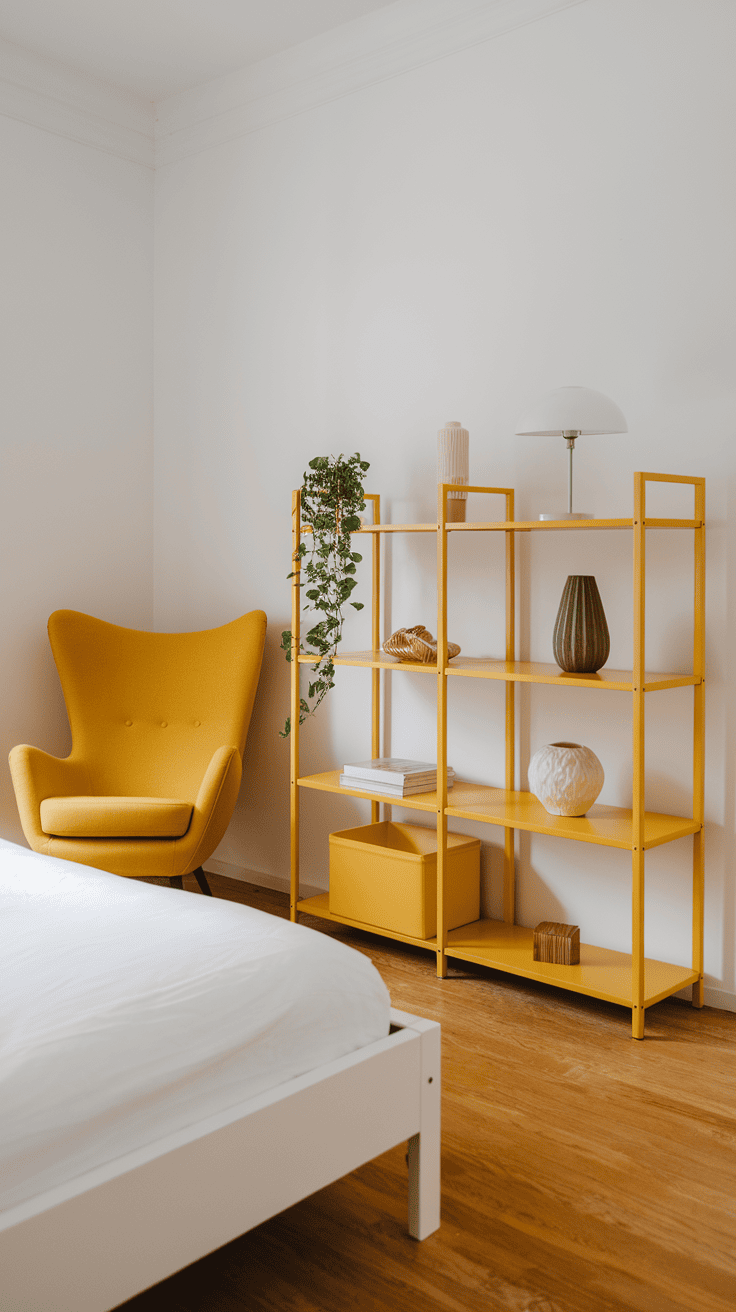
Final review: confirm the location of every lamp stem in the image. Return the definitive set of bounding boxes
[564,433,577,515]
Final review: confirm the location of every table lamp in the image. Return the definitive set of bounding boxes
[515,386,628,520]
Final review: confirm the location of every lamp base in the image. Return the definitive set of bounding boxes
[538,511,593,521]
[446,499,466,523]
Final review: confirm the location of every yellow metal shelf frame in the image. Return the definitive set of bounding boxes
[289,474,706,1039]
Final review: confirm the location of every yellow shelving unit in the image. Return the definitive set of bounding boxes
[289,473,705,1039]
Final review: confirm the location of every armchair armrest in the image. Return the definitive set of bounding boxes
[182,745,243,873]
[8,746,88,849]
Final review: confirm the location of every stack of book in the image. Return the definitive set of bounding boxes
[339,758,455,798]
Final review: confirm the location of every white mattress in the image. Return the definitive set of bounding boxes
[0,840,390,1216]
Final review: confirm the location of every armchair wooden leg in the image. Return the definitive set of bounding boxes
[191,866,213,896]
[169,870,212,894]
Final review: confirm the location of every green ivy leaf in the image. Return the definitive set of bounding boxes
[281,451,370,736]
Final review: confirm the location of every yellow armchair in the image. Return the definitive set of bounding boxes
[9,608,267,893]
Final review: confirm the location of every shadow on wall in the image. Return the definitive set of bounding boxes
[222,622,286,877]
[479,837,572,926]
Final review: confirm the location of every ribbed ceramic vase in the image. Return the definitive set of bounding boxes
[552,576,610,673]
[437,421,469,523]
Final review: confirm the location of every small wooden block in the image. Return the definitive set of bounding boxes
[533,921,580,965]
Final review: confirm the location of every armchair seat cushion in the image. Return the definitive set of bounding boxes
[40,797,193,839]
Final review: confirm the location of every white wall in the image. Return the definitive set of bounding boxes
[0,79,155,842]
[150,0,732,1010]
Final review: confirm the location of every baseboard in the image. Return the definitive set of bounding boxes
[675,984,736,1013]
[701,986,736,1013]
[204,858,323,902]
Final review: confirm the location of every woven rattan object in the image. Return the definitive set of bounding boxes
[383,625,460,665]
[533,921,580,965]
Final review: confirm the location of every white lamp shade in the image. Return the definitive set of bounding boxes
[515,386,628,436]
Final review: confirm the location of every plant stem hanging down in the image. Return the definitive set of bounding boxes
[280,452,370,737]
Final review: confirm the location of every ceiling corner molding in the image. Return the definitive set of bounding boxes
[155,0,589,168]
[0,38,154,167]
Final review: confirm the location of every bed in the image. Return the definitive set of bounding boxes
[0,839,440,1311]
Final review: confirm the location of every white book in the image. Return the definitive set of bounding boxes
[339,775,453,796]
[342,757,455,785]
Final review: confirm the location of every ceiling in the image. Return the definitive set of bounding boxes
[0,0,398,100]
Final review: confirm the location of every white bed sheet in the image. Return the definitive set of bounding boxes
[0,840,390,1215]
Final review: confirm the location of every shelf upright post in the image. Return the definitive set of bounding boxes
[436,484,449,979]
[632,473,646,1038]
[369,495,381,826]
[692,477,706,1007]
[504,489,516,924]
[290,489,302,923]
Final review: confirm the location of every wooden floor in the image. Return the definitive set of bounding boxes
[119,873,735,1312]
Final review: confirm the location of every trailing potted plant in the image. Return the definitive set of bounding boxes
[280,452,370,737]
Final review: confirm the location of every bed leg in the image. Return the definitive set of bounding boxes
[407,1021,441,1240]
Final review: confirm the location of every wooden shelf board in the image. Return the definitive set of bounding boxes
[444,920,699,1007]
[296,893,437,950]
[297,774,699,849]
[445,783,699,849]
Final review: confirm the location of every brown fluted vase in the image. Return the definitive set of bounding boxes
[553,576,610,673]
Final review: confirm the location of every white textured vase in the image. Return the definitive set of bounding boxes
[437,421,469,523]
[528,742,604,817]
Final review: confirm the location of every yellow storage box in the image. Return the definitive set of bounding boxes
[328,820,480,939]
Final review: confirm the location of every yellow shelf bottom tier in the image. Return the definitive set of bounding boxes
[445,920,699,1008]
[296,897,699,1009]
[297,772,700,849]
[296,894,438,951]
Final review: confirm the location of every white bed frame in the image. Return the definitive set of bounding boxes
[0,1007,440,1312]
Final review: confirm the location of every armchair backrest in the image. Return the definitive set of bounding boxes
[48,609,267,801]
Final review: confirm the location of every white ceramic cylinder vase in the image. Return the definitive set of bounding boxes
[528,742,604,817]
[437,421,469,523]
